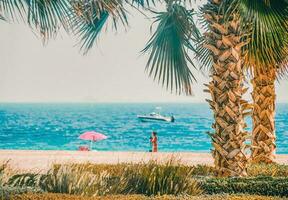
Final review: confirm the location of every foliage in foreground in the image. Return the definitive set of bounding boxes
[247,163,288,177]
[2,162,288,198]
[7,193,288,200]
[6,161,202,196]
[200,176,288,197]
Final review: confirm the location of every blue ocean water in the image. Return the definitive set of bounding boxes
[0,103,287,153]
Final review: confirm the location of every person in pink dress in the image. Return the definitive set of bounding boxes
[150,131,158,152]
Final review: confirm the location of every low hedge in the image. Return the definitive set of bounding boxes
[247,163,288,177]
[7,193,287,200]
[200,176,288,197]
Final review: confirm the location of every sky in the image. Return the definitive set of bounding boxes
[0,5,287,103]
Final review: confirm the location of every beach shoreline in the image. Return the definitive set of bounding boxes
[1,150,288,172]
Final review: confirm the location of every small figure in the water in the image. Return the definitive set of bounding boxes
[150,131,158,152]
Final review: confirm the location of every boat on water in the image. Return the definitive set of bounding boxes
[137,107,175,122]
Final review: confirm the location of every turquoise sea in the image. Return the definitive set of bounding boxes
[0,103,287,153]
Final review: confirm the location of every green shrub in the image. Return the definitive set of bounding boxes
[200,176,288,197]
[247,163,288,177]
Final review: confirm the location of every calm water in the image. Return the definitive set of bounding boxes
[0,103,287,153]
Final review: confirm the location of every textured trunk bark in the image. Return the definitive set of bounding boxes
[251,68,276,163]
[203,0,249,177]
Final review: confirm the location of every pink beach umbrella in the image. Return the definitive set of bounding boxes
[79,131,107,150]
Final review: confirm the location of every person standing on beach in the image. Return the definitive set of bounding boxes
[150,131,158,152]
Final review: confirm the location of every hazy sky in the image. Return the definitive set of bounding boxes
[0,6,287,103]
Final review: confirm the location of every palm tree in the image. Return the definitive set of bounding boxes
[240,0,288,163]
[122,0,250,177]
[198,0,288,173]
[251,67,278,163]
[198,0,250,177]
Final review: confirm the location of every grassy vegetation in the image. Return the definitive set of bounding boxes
[5,161,202,196]
[7,193,288,200]
[1,161,288,199]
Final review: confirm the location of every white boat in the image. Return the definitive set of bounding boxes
[137,107,175,122]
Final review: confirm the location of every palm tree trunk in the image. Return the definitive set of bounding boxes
[251,68,276,163]
[203,0,249,177]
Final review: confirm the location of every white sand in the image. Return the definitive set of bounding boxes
[0,150,287,172]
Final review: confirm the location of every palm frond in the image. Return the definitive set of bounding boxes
[142,2,201,95]
[222,0,288,73]
[196,36,213,72]
[0,0,71,41]
[241,0,288,71]
[129,0,155,7]
[196,2,219,72]
[219,0,240,19]
[0,0,26,21]
[71,0,128,54]
[25,0,71,41]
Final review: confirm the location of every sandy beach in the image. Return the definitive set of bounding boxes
[0,150,287,172]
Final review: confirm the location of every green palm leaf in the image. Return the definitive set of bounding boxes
[196,36,213,72]
[240,0,288,71]
[0,0,71,40]
[220,0,288,71]
[25,0,71,40]
[130,0,154,7]
[0,0,26,21]
[197,1,229,72]
[71,0,128,54]
[142,2,201,95]
[199,0,288,74]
